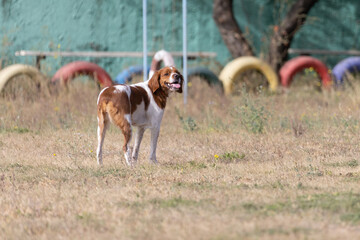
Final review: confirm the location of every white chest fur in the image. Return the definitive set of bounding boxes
[131,82,164,128]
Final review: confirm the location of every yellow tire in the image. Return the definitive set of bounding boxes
[0,64,43,93]
[219,56,278,95]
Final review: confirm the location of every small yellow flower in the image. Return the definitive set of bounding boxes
[54,106,59,112]
[300,113,306,120]
[57,44,61,49]
[214,154,219,159]
[53,153,56,156]
[90,150,93,153]
[187,82,192,87]
[13,126,18,129]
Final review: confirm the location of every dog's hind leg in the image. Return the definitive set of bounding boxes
[106,96,133,166]
[120,114,132,166]
[96,111,109,166]
[111,111,133,166]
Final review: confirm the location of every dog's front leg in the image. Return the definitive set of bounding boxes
[149,127,160,164]
[132,127,145,164]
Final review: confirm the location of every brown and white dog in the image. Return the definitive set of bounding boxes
[96,66,183,166]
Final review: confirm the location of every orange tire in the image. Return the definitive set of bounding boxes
[52,61,113,87]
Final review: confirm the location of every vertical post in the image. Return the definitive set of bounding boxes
[143,0,148,81]
[182,0,188,104]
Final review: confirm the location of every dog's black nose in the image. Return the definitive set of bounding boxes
[173,74,180,81]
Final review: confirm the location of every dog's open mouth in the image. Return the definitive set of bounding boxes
[165,82,181,91]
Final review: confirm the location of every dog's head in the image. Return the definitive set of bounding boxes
[148,66,183,94]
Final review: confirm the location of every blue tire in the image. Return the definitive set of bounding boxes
[114,65,150,84]
[188,67,222,86]
[332,57,360,85]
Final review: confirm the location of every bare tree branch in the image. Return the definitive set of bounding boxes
[213,0,254,58]
[268,0,319,73]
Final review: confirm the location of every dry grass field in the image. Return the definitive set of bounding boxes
[1,74,360,239]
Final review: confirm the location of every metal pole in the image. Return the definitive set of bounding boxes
[143,0,148,81]
[15,50,217,58]
[182,0,188,104]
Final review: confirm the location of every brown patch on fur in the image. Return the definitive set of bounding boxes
[130,86,150,114]
[98,88,130,126]
[98,86,131,115]
[148,71,161,93]
[97,86,132,156]
[152,89,168,109]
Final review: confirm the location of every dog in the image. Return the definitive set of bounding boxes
[96,66,183,166]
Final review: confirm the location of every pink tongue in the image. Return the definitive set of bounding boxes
[172,83,181,88]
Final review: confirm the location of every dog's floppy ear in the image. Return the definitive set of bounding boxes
[148,70,160,93]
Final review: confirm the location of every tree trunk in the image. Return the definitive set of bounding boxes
[268,0,318,73]
[213,0,254,58]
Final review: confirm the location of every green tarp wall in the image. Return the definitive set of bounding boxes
[0,0,359,78]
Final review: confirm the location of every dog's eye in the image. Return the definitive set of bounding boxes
[163,73,169,76]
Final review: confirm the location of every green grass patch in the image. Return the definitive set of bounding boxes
[188,160,207,169]
[149,197,198,208]
[2,163,34,173]
[306,164,324,177]
[232,97,269,134]
[0,126,31,133]
[76,211,108,231]
[214,151,245,164]
[118,197,212,210]
[324,159,359,168]
[239,192,360,224]
[175,107,198,132]
[88,167,129,178]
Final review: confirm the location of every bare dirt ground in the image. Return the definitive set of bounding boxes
[1,75,360,239]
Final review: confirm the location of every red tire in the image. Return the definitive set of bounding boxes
[51,61,113,87]
[280,56,331,88]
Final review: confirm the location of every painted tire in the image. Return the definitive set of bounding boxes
[280,56,331,88]
[332,57,360,85]
[0,64,43,92]
[51,61,113,87]
[219,56,278,95]
[188,67,222,86]
[149,50,175,78]
[114,65,150,84]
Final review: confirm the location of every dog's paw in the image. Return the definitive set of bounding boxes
[124,147,133,166]
[149,158,158,165]
[131,157,138,165]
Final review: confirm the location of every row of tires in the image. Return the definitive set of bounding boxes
[0,52,359,95]
[220,56,360,95]
[0,62,114,93]
[0,50,223,93]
